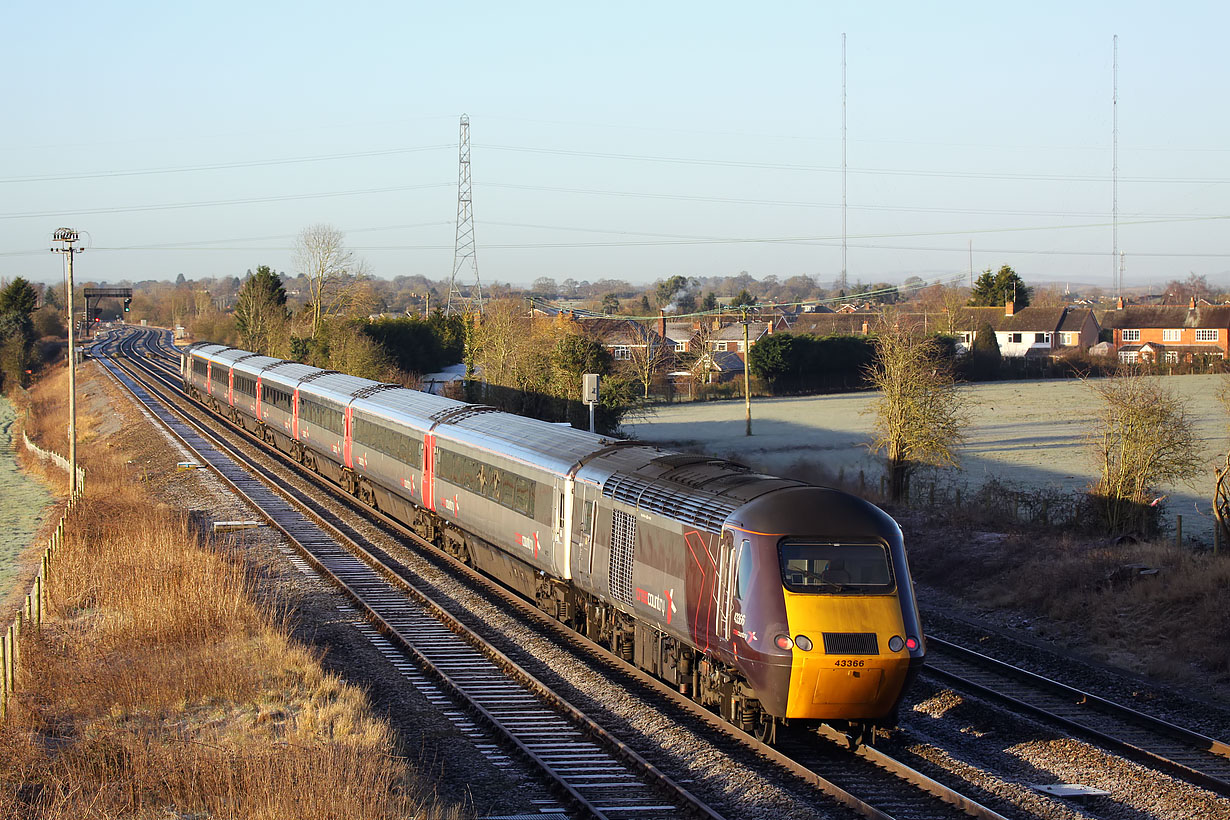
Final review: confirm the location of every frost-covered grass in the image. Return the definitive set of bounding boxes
[0,397,53,601]
[626,373,1229,545]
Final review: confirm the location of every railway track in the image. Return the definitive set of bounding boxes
[112,327,1230,816]
[922,634,1230,797]
[96,330,722,820]
[106,326,1018,820]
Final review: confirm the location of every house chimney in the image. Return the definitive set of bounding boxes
[1005,299,1015,317]
[1190,296,1198,310]
[766,318,774,335]
[861,319,869,335]
[658,309,666,340]
[1116,296,1125,310]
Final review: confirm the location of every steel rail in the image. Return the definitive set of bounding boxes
[123,326,1027,819]
[922,636,1230,797]
[99,330,726,820]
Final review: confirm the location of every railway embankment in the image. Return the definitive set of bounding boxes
[0,362,466,819]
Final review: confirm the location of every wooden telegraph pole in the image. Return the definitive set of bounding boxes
[741,306,752,436]
[51,228,82,495]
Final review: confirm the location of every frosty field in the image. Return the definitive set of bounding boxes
[624,374,1228,545]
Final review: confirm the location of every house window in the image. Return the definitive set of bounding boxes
[1119,350,1139,363]
[714,341,728,352]
[737,341,746,352]
[1034,332,1051,344]
[1164,351,1179,364]
[1007,333,1022,344]
[960,332,973,345]
[674,342,687,352]
[1060,332,1076,346]
[1195,329,1219,342]
[1121,329,1140,342]
[612,346,630,360]
[1162,328,1181,342]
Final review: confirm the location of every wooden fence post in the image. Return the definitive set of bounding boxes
[1176,514,1183,549]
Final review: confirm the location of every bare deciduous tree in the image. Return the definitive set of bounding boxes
[622,323,670,399]
[293,224,366,337]
[1087,372,1202,535]
[866,318,969,502]
[1211,378,1230,545]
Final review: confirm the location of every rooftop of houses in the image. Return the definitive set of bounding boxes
[1099,304,1230,330]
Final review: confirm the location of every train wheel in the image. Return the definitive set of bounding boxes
[754,715,777,744]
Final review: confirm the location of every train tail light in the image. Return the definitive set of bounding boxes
[774,634,794,651]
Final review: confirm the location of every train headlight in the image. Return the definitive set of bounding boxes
[888,635,904,652]
[774,634,794,651]
[794,635,813,652]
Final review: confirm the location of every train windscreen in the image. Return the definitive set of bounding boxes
[778,540,894,594]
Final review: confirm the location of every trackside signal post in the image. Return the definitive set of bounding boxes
[583,373,600,434]
[50,228,82,495]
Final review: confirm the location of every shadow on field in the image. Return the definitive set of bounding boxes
[629,415,1216,547]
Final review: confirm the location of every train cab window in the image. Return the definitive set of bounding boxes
[778,541,894,594]
[736,539,754,599]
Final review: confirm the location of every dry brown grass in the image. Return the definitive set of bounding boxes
[907,523,1230,689]
[1,361,466,819]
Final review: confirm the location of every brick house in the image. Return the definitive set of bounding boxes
[1100,298,1230,364]
[576,317,667,362]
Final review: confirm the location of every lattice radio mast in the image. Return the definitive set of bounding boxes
[1112,35,1119,297]
[841,33,847,285]
[446,114,482,315]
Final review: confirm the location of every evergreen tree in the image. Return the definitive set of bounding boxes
[964,322,1002,381]
[233,265,288,354]
[0,278,39,316]
[969,265,1031,308]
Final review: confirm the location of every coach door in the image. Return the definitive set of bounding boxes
[574,489,598,581]
[292,389,300,439]
[715,530,738,642]
[552,476,574,579]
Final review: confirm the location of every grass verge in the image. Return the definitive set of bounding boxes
[1,361,465,819]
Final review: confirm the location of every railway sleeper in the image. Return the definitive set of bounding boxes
[179,377,789,746]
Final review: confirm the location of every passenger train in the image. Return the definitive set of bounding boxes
[183,342,925,743]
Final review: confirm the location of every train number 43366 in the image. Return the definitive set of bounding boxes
[834,659,865,668]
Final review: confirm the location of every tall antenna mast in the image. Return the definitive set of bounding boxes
[446,114,482,316]
[841,33,847,286]
[1112,34,1119,297]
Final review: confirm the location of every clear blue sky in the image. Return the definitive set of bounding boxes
[4,1,1228,292]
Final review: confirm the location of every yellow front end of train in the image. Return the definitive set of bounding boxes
[780,590,919,720]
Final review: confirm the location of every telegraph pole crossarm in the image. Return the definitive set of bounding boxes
[50,228,82,495]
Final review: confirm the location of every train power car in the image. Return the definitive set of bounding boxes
[183,343,925,743]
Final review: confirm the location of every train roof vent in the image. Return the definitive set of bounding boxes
[297,370,341,383]
[602,472,739,532]
[429,405,500,424]
[351,383,401,400]
[260,360,307,373]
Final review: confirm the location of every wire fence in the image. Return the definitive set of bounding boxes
[1,433,84,720]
